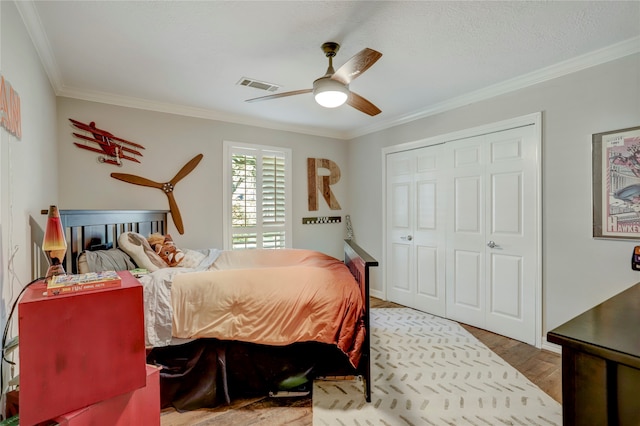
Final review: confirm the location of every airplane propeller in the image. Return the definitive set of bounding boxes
[111,154,204,234]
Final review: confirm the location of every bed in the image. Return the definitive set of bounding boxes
[29,209,377,410]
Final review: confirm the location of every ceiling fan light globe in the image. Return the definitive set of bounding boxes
[315,91,348,108]
[313,78,349,108]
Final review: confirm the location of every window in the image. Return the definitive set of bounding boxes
[223,141,292,250]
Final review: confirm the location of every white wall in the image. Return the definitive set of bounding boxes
[0,0,58,386]
[348,53,640,338]
[57,98,352,259]
[1,1,57,301]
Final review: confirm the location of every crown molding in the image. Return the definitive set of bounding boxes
[348,36,640,139]
[56,86,350,140]
[17,0,639,141]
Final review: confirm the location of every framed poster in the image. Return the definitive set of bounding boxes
[593,125,640,239]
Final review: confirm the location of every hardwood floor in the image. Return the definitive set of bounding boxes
[160,298,561,425]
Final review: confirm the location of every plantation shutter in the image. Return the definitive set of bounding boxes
[260,154,287,248]
[226,143,291,250]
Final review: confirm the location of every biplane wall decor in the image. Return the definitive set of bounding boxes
[111,154,204,235]
[70,119,145,166]
[307,157,342,211]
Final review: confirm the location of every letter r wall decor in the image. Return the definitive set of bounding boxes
[307,158,342,211]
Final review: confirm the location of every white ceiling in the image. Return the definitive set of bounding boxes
[17,1,640,139]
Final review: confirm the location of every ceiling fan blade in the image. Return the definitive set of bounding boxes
[246,89,312,103]
[171,153,204,186]
[111,173,163,189]
[331,48,382,85]
[347,92,382,116]
[166,192,184,235]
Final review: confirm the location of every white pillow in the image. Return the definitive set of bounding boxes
[179,249,207,268]
[117,232,166,272]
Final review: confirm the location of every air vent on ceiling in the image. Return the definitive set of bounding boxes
[237,77,281,92]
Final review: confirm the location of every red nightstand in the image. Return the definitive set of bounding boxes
[18,271,147,426]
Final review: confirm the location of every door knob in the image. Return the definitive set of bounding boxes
[487,241,497,248]
[401,235,413,241]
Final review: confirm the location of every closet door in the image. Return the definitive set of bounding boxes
[445,125,538,345]
[444,136,486,327]
[386,145,446,316]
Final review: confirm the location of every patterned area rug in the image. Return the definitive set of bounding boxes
[313,308,562,426]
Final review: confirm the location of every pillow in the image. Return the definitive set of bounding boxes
[117,232,166,272]
[179,249,207,269]
[77,248,136,274]
[148,233,185,267]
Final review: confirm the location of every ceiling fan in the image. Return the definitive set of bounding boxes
[246,42,383,116]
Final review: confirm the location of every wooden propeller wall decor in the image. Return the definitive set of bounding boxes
[111,154,203,234]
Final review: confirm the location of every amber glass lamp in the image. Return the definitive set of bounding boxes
[42,205,67,281]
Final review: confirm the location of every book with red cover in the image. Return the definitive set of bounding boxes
[47,270,122,296]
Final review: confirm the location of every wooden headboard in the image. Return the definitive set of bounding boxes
[30,209,168,278]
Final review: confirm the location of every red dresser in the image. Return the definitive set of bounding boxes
[18,271,147,426]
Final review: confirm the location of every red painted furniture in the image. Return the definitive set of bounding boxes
[18,271,146,426]
[54,364,160,425]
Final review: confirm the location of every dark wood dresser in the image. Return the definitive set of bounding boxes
[547,283,640,426]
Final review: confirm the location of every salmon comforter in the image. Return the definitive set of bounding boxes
[140,249,366,368]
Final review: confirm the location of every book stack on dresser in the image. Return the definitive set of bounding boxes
[18,271,160,425]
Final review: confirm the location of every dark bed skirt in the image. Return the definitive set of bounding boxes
[146,339,356,411]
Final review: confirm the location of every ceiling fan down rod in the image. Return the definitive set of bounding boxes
[322,42,339,76]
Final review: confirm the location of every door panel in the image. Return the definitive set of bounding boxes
[387,152,415,308]
[446,125,537,344]
[449,248,484,325]
[391,243,411,292]
[388,177,413,306]
[417,181,436,229]
[491,172,522,234]
[387,146,446,316]
[454,144,481,167]
[412,145,446,316]
[447,136,485,327]
[453,249,482,308]
[454,176,482,233]
[485,126,537,345]
[490,253,522,318]
[416,245,438,298]
[392,183,410,228]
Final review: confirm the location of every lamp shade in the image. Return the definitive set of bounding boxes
[42,205,67,279]
[313,77,349,108]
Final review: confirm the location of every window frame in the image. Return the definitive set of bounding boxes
[222,140,292,250]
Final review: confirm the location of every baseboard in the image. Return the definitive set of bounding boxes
[542,338,562,354]
[370,289,384,300]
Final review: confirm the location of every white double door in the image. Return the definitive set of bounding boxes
[386,124,539,345]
